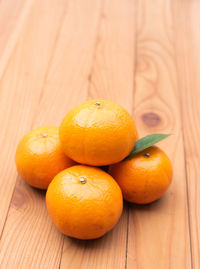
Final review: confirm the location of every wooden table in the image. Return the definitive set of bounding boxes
[0,0,199,268]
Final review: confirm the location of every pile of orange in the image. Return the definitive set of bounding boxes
[15,99,173,240]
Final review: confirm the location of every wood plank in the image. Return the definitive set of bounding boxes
[0,0,34,231]
[173,0,200,267]
[0,0,101,268]
[0,0,69,235]
[127,1,192,268]
[0,0,33,78]
[60,0,135,268]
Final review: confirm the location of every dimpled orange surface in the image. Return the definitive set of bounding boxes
[0,0,199,269]
[46,165,123,239]
[59,99,137,166]
[109,146,173,204]
[15,126,75,189]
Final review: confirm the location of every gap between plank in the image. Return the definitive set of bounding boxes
[87,0,104,97]
[172,25,194,269]
[171,2,194,267]
[58,236,65,269]
[125,1,138,268]
[125,205,129,269]
[0,177,18,240]
[30,1,69,130]
[0,0,34,83]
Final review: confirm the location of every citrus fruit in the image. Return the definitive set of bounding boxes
[59,99,138,166]
[15,126,75,189]
[46,165,123,239]
[109,146,173,204]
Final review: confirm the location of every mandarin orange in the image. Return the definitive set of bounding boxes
[59,99,138,166]
[46,165,123,239]
[15,126,75,189]
[109,146,173,204]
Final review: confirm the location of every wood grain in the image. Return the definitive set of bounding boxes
[0,0,33,78]
[127,1,191,268]
[0,0,199,268]
[0,0,67,235]
[60,0,135,268]
[0,0,101,268]
[173,0,200,267]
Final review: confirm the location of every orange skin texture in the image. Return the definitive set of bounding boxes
[46,165,123,240]
[59,99,138,166]
[15,126,75,189]
[109,146,173,204]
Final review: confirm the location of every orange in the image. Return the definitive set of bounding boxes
[59,99,138,166]
[15,126,75,189]
[109,146,173,204]
[46,165,123,239]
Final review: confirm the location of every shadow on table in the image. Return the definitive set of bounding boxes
[66,236,105,248]
[126,192,172,213]
[64,229,114,250]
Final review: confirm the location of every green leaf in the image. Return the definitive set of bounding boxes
[125,134,171,160]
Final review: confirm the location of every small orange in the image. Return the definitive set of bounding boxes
[15,126,75,189]
[59,99,138,166]
[109,146,173,204]
[46,165,123,239]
